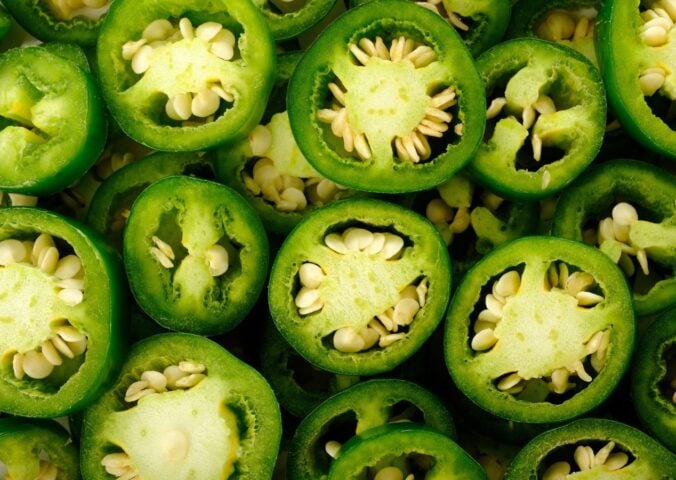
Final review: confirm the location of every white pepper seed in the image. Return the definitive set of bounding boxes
[374,466,404,480]
[23,350,55,379]
[542,461,571,480]
[333,327,366,353]
[325,441,341,459]
[471,329,498,351]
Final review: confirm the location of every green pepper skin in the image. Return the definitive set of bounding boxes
[597,0,676,157]
[0,207,127,418]
[288,379,455,480]
[445,236,634,424]
[0,418,80,480]
[552,159,676,316]
[632,308,676,452]
[81,333,282,480]
[252,0,337,40]
[288,0,485,194]
[269,198,451,376]
[96,0,276,151]
[0,6,11,42]
[124,176,269,335]
[468,38,606,200]
[504,418,676,479]
[0,46,107,195]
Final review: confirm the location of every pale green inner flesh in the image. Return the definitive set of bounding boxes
[629,218,676,268]
[301,246,421,337]
[105,378,239,480]
[474,261,609,380]
[443,0,485,17]
[0,263,72,353]
[263,111,318,177]
[331,54,450,163]
[640,7,676,100]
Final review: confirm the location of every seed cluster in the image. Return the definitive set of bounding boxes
[317,36,460,163]
[535,9,595,44]
[149,235,229,277]
[46,0,109,21]
[416,0,470,32]
[123,361,207,403]
[470,270,521,352]
[122,18,237,125]
[242,125,348,213]
[638,1,675,96]
[542,441,630,479]
[101,452,139,480]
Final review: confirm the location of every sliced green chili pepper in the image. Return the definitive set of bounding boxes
[597,0,676,157]
[632,307,676,452]
[287,0,485,193]
[0,45,107,195]
[80,333,282,480]
[552,159,676,316]
[458,428,520,480]
[288,378,455,480]
[252,0,337,40]
[0,418,79,480]
[444,236,634,424]
[124,175,268,335]
[269,198,451,375]
[0,207,126,417]
[468,38,606,200]
[96,0,276,151]
[0,6,13,42]
[504,418,676,478]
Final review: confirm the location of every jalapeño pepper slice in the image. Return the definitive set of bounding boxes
[468,38,606,200]
[552,159,676,316]
[444,236,634,424]
[0,418,79,480]
[0,46,107,195]
[80,333,282,480]
[504,418,676,478]
[597,0,676,157]
[287,0,485,193]
[96,0,276,151]
[0,207,126,417]
[124,175,268,335]
[288,378,455,480]
[252,0,337,40]
[268,198,451,375]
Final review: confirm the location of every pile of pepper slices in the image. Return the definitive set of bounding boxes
[0,0,674,478]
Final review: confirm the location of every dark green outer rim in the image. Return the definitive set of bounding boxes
[597,0,676,157]
[268,198,452,376]
[288,378,455,480]
[552,159,676,316]
[253,0,338,40]
[506,0,600,39]
[0,207,127,417]
[0,6,11,41]
[631,308,676,452]
[504,418,676,479]
[123,175,269,336]
[444,236,634,424]
[287,0,485,194]
[80,333,282,480]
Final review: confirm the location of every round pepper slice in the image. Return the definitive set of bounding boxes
[468,38,606,200]
[504,418,676,478]
[0,207,126,417]
[0,46,107,195]
[287,0,485,193]
[0,418,80,479]
[268,198,451,375]
[444,236,634,424]
[631,308,676,452]
[123,175,268,335]
[80,333,282,480]
[96,0,276,151]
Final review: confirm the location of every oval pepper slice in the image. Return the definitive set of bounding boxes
[0,207,126,417]
[269,198,451,375]
[96,0,276,151]
[287,0,485,193]
[80,333,282,480]
[124,175,268,335]
[444,236,634,424]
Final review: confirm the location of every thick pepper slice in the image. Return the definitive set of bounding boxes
[468,38,606,200]
[0,46,106,195]
[268,198,451,375]
[96,0,276,151]
[287,0,485,193]
[0,418,80,480]
[631,308,676,452]
[80,333,282,480]
[444,236,634,424]
[124,176,268,335]
[504,418,676,478]
[597,0,676,157]
[288,378,455,480]
[552,159,676,316]
[0,207,126,417]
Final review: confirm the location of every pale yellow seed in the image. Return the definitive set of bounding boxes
[299,263,324,289]
[494,270,521,298]
[595,441,616,465]
[191,89,220,117]
[416,278,428,306]
[471,328,497,351]
[164,365,188,387]
[349,43,371,65]
[612,202,638,226]
[486,97,507,120]
[497,372,522,391]
[532,134,543,162]
[249,125,272,156]
[325,233,348,254]
[576,291,604,307]
[122,39,147,60]
[211,31,236,60]
[38,246,60,274]
[368,318,388,336]
[605,452,629,471]
[522,105,536,129]
[141,370,167,392]
[325,441,341,459]
[450,206,471,234]
[12,352,25,379]
[550,368,570,394]
[195,21,223,42]
[68,337,87,356]
[485,294,504,317]
[178,17,194,39]
[316,179,339,202]
[365,232,386,255]
[298,298,324,315]
[23,350,54,379]
[333,327,366,352]
[51,336,74,359]
[574,445,594,471]
[205,244,229,277]
[0,239,27,265]
[125,380,149,400]
[382,233,404,259]
[585,330,606,354]
[166,93,193,121]
[477,309,501,323]
[379,333,406,348]
[374,466,405,480]
[343,228,374,251]
[58,288,84,306]
[542,461,571,480]
[636,249,650,275]
[536,11,576,41]
[393,298,420,326]
[56,324,85,343]
[36,460,58,480]
[175,373,205,388]
[178,361,206,374]
[565,271,595,296]
[131,45,153,74]
[295,287,321,309]
[641,25,669,46]
[360,327,380,350]
[41,340,62,366]
[142,19,174,41]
